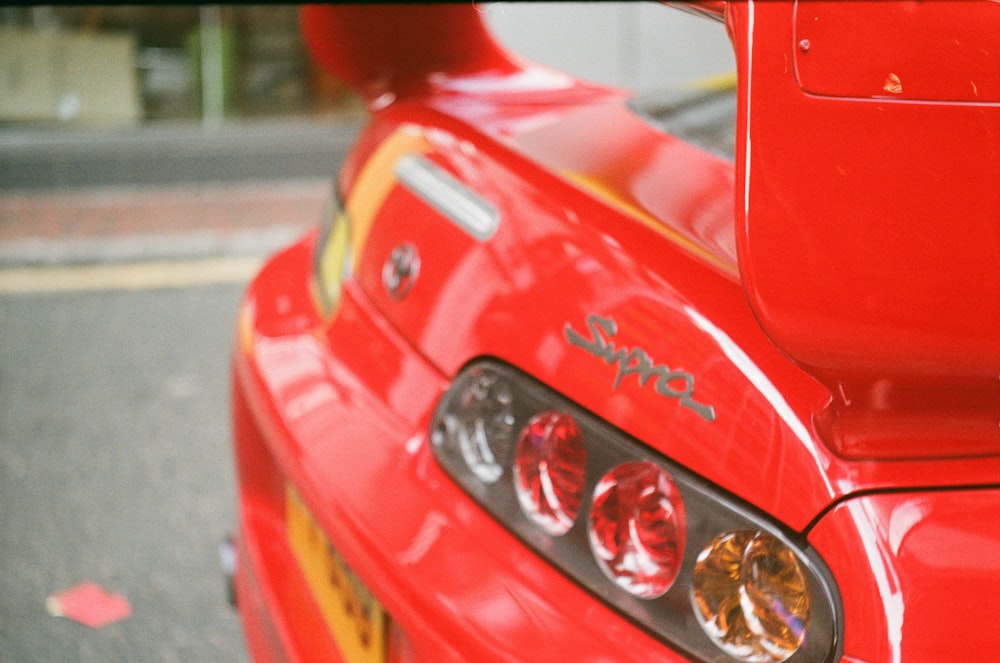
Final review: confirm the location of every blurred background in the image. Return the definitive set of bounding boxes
[0,4,732,127]
[0,3,733,191]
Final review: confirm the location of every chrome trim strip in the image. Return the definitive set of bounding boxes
[395,153,500,241]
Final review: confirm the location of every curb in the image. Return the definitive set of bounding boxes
[0,178,329,267]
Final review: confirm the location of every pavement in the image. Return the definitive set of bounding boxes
[0,116,360,661]
[1,283,253,662]
[0,179,328,271]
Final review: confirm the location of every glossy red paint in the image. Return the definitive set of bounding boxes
[727,1,1000,458]
[299,4,519,105]
[792,2,1000,103]
[233,238,689,662]
[230,3,1000,662]
[809,489,1000,662]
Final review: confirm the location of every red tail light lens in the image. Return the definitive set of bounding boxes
[513,411,587,536]
[589,461,685,598]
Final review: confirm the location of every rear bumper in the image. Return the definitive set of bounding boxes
[230,235,1000,663]
[229,234,684,662]
[232,502,340,663]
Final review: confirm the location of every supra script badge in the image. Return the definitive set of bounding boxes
[565,314,716,422]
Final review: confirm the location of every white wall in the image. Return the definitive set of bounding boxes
[484,2,735,95]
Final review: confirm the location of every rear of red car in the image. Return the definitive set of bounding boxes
[229,3,1000,662]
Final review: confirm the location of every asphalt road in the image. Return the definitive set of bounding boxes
[0,117,360,191]
[0,281,251,662]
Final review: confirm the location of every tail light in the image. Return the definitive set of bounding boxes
[693,531,811,662]
[431,360,840,662]
[514,410,587,535]
[438,366,515,484]
[590,461,685,599]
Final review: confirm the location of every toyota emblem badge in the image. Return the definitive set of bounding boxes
[382,243,420,300]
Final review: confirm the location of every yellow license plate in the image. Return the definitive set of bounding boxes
[286,486,386,663]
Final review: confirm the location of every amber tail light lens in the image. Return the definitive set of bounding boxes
[430,360,840,662]
[692,531,810,662]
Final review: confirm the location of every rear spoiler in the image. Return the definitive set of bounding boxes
[727,1,1000,456]
[301,4,622,108]
[302,4,529,106]
[301,3,1000,457]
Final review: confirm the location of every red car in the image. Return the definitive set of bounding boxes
[227,3,1000,662]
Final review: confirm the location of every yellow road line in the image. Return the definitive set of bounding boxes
[0,256,264,294]
[685,71,738,91]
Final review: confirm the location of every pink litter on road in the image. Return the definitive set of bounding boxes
[46,581,132,628]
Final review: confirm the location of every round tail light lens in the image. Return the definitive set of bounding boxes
[434,368,515,484]
[513,411,587,536]
[588,461,685,598]
[691,530,811,662]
